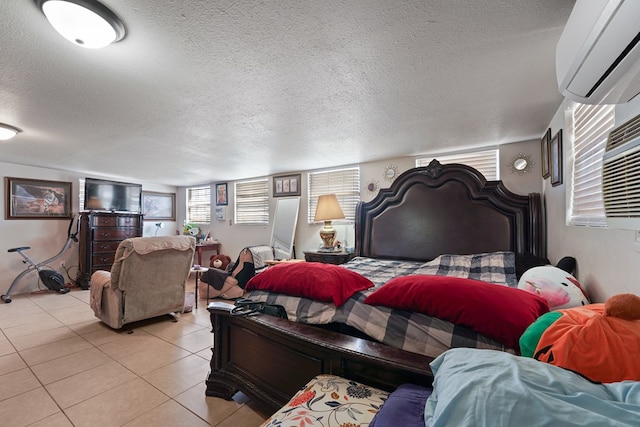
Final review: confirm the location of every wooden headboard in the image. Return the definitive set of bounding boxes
[355,161,544,261]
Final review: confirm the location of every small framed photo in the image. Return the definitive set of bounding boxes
[541,128,551,179]
[273,174,301,197]
[216,183,228,206]
[5,177,72,219]
[142,191,176,221]
[215,206,226,221]
[550,129,563,187]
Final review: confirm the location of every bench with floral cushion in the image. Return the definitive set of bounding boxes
[260,375,389,427]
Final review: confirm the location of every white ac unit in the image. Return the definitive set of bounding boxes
[556,0,640,105]
[602,113,640,229]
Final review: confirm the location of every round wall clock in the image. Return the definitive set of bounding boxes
[383,165,398,182]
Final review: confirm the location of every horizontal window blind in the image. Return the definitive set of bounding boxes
[308,168,360,224]
[187,186,211,223]
[235,178,269,225]
[569,102,615,227]
[416,148,499,180]
[78,178,85,211]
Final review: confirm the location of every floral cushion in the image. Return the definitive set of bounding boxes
[260,374,389,427]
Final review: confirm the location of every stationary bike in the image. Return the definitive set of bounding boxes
[2,216,80,303]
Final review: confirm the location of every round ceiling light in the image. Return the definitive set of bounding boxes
[37,0,125,49]
[0,123,22,141]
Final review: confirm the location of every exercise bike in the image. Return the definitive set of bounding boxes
[2,215,80,303]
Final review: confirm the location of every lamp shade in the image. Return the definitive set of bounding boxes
[314,194,345,222]
[37,0,126,49]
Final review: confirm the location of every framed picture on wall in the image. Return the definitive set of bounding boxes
[142,191,176,221]
[273,174,301,197]
[216,183,228,206]
[541,128,551,179]
[550,129,563,187]
[5,177,72,219]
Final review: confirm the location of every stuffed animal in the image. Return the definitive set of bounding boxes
[209,254,231,270]
[517,265,589,310]
[519,293,640,383]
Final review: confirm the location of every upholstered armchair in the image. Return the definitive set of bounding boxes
[89,235,196,329]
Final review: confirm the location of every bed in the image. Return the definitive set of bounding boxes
[205,161,545,413]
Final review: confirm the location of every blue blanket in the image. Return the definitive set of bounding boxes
[425,348,640,427]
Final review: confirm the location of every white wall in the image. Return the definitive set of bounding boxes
[205,141,542,263]
[0,162,177,298]
[544,96,640,303]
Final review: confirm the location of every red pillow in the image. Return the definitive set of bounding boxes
[246,262,374,306]
[364,275,549,350]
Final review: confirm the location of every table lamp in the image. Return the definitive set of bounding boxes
[314,194,345,251]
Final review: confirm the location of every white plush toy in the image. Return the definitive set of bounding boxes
[518,266,590,310]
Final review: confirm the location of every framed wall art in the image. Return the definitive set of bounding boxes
[5,177,72,219]
[273,174,301,197]
[142,191,176,221]
[541,127,551,179]
[216,183,228,206]
[550,129,563,187]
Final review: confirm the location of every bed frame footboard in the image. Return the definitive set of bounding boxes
[206,302,434,414]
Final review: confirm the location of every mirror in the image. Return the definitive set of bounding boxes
[271,197,300,259]
[514,158,528,171]
[509,153,534,175]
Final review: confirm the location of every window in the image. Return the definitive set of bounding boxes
[78,178,85,211]
[416,148,499,180]
[308,167,360,224]
[187,186,211,223]
[234,178,269,225]
[567,102,615,227]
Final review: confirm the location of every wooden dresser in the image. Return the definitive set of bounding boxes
[78,212,143,289]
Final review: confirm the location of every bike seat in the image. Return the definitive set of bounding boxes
[8,247,30,253]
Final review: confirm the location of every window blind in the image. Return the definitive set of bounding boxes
[234,178,269,225]
[308,167,360,224]
[187,186,211,223]
[568,102,615,227]
[79,178,85,211]
[416,148,499,180]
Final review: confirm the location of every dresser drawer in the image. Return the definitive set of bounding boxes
[93,227,139,241]
[92,240,121,254]
[92,253,115,267]
[91,215,117,227]
[117,216,141,227]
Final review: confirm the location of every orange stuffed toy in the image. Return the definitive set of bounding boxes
[520,293,640,383]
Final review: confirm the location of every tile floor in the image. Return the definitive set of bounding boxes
[0,281,269,427]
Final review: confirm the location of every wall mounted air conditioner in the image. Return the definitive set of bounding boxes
[602,113,640,229]
[556,0,640,105]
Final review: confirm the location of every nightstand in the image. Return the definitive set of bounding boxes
[303,251,355,265]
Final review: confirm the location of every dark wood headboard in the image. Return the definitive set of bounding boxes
[355,161,544,261]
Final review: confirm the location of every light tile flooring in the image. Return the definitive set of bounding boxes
[0,281,269,427]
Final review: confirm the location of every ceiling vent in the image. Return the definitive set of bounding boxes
[602,113,640,229]
[556,0,640,105]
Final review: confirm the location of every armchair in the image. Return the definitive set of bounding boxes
[89,235,196,329]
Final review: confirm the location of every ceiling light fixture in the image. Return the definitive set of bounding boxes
[36,0,126,49]
[0,123,22,140]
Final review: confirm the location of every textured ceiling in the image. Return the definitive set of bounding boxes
[0,0,576,186]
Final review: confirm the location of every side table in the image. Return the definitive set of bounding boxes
[190,266,209,309]
[195,241,221,266]
[303,251,355,265]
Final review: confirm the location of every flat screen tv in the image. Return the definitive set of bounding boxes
[84,178,142,213]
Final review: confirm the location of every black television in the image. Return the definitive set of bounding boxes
[84,178,142,213]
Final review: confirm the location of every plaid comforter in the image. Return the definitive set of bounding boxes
[247,255,516,358]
